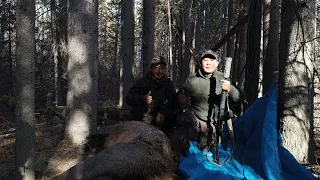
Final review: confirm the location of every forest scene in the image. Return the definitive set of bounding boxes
[0,0,320,179]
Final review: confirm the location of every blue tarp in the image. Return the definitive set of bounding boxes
[179,84,316,180]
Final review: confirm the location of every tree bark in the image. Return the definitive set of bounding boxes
[142,0,155,75]
[65,0,99,143]
[15,0,36,179]
[119,0,134,108]
[56,0,68,106]
[226,0,235,59]
[263,0,280,94]
[219,0,228,71]
[244,0,262,106]
[279,0,316,164]
[167,0,173,79]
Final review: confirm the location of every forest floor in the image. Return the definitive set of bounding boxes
[0,103,320,179]
[0,102,130,180]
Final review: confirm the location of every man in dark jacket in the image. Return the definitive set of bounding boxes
[126,57,177,133]
[177,49,243,151]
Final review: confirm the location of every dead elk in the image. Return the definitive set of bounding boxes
[51,121,188,180]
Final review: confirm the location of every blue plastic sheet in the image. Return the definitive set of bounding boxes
[179,84,316,180]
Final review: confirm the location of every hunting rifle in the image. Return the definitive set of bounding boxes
[207,57,235,166]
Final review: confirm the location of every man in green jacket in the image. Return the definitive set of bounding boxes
[177,49,243,151]
[126,57,177,133]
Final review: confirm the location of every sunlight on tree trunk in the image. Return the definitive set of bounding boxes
[65,0,99,144]
[279,0,316,164]
[15,0,36,179]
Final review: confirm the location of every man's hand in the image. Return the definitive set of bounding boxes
[155,112,164,124]
[144,91,152,104]
[221,80,231,92]
[177,89,187,104]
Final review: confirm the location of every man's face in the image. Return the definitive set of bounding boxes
[151,63,167,79]
[201,56,219,74]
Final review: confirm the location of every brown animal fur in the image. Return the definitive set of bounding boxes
[51,121,185,180]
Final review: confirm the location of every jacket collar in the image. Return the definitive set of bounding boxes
[146,71,168,83]
[197,69,218,79]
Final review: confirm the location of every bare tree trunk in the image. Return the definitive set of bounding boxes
[263,0,280,94]
[279,0,316,164]
[314,0,320,158]
[186,0,196,75]
[195,0,203,66]
[15,0,35,179]
[52,0,60,106]
[142,0,155,75]
[114,4,121,79]
[167,0,173,79]
[237,29,247,91]
[8,3,13,95]
[65,0,98,142]
[219,0,228,71]
[180,0,193,82]
[56,0,68,106]
[43,1,99,176]
[119,0,134,108]
[244,0,262,106]
[204,0,210,48]
[234,2,248,92]
[226,0,235,59]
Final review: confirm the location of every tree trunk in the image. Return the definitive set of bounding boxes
[167,0,173,79]
[226,0,235,59]
[263,0,279,94]
[56,0,68,106]
[314,1,320,163]
[43,1,99,176]
[244,0,262,106]
[180,0,193,83]
[8,3,13,95]
[142,0,155,75]
[119,0,134,108]
[236,27,247,91]
[186,0,196,75]
[52,0,60,106]
[15,0,36,179]
[65,0,99,143]
[279,0,316,164]
[195,0,203,68]
[113,3,121,79]
[219,0,228,71]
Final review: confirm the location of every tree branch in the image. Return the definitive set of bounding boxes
[212,15,248,51]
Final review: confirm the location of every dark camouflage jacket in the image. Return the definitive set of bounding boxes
[126,71,176,122]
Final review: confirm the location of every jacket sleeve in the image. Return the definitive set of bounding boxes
[125,80,146,107]
[229,85,244,103]
[179,76,191,99]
